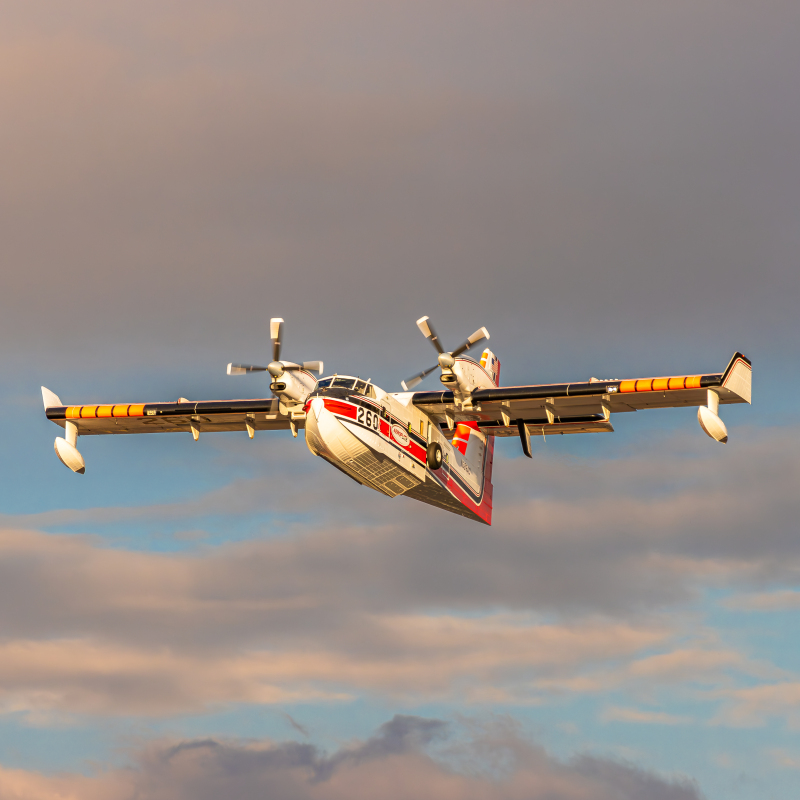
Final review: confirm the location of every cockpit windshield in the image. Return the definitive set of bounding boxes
[332,377,356,389]
[315,376,375,398]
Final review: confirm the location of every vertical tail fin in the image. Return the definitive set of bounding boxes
[452,420,495,525]
[475,348,499,523]
[479,349,501,386]
[481,435,495,525]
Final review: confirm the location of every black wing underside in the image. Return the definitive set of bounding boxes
[45,398,299,435]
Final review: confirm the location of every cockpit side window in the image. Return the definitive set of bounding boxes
[315,378,334,389]
[353,379,368,394]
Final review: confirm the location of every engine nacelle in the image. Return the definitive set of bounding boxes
[274,368,317,406]
[698,389,728,443]
[54,437,85,473]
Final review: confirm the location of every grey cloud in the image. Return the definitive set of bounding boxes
[0,0,794,789]
[5,427,799,641]
[722,590,800,612]
[571,755,701,800]
[0,428,792,656]
[0,0,797,385]
[0,715,703,800]
[281,711,311,738]
[0,429,794,715]
[314,714,448,781]
[158,716,447,784]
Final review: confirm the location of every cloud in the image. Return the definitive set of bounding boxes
[0,715,703,800]
[0,615,670,715]
[768,748,800,770]
[0,429,797,716]
[529,637,779,700]
[627,648,749,685]
[714,682,800,729]
[0,0,798,376]
[601,706,692,725]
[11,427,800,618]
[0,1,797,792]
[0,523,778,717]
[281,711,311,738]
[722,590,800,612]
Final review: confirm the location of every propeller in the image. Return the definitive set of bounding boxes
[401,316,489,390]
[226,318,323,380]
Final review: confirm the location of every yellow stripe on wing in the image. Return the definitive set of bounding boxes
[620,375,701,393]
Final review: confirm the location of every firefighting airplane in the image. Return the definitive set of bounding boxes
[42,318,751,525]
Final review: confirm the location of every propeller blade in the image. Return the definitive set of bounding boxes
[416,316,444,354]
[270,318,284,362]
[450,326,490,358]
[401,363,439,391]
[227,363,268,375]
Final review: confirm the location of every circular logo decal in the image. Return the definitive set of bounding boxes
[391,424,410,447]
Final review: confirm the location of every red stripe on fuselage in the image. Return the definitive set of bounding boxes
[407,441,427,461]
[324,398,426,464]
[322,398,357,419]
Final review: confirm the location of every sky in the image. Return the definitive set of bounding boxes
[1,1,799,797]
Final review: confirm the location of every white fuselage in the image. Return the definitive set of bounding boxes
[300,357,498,523]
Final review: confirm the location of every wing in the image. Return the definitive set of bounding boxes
[44,396,300,435]
[412,352,751,438]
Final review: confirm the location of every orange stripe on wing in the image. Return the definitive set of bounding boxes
[622,375,703,393]
[64,403,146,419]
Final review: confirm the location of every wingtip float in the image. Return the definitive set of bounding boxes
[42,319,751,525]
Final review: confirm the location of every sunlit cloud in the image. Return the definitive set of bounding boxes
[601,706,693,725]
[713,682,800,729]
[722,590,800,612]
[0,524,787,721]
[0,715,703,800]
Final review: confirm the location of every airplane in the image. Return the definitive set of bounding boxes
[41,317,752,525]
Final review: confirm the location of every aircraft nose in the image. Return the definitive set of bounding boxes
[309,396,325,420]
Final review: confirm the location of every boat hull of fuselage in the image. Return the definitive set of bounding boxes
[304,397,425,497]
[304,396,492,523]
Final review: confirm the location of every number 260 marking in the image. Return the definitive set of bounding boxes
[357,406,380,431]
